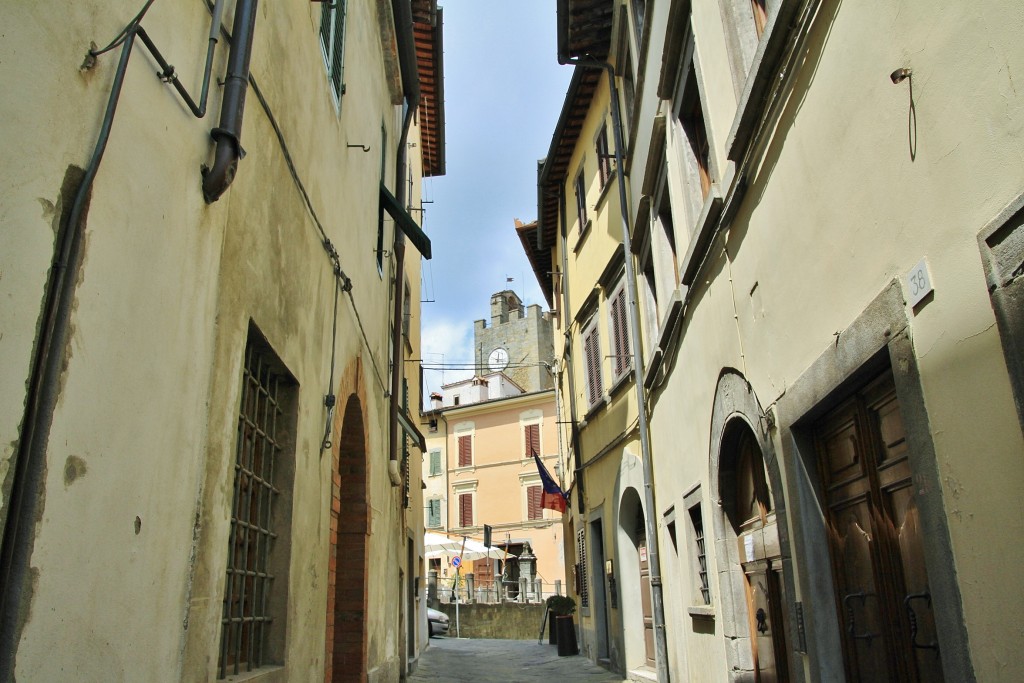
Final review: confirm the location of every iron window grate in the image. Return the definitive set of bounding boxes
[219,342,285,678]
[690,506,710,605]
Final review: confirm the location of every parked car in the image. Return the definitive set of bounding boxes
[427,607,449,637]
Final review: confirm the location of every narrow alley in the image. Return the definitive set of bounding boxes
[409,638,628,683]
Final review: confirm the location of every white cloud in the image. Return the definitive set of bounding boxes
[420,316,475,399]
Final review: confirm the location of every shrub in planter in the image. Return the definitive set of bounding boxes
[547,596,577,653]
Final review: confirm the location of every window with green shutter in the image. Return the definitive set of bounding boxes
[428,499,440,528]
[429,449,441,476]
[319,1,347,104]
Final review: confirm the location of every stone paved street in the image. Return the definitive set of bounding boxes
[409,637,629,682]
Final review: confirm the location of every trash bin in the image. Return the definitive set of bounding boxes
[555,616,578,656]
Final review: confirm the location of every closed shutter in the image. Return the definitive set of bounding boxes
[528,485,542,520]
[577,529,589,607]
[584,326,602,405]
[430,450,441,476]
[524,424,540,458]
[458,435,472,467]
[459,493,473,527]
[609,284,632,378]
[428,499,440,528]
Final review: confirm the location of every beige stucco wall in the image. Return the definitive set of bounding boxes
[1,0,429,679]
[547,1,1024,681]
[643,1,1024,681]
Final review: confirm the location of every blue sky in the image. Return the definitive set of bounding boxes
[419,2,571,397]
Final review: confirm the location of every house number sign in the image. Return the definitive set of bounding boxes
[906,257,933,308]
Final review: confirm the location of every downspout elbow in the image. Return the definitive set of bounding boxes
[202,130,240,203]
[201,0,258,203]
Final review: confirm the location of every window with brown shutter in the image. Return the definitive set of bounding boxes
[582,321,603,407]
[527,485,542,520]
[596,123,612,189]
[574,170,588,232]
[608,281,631,380]
[457,434,472,467]
[459,492,473,527]
[524,424,540,458]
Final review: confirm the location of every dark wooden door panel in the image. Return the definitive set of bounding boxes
[815,370,944,683]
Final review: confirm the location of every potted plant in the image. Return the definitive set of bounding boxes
[546,595,578,655]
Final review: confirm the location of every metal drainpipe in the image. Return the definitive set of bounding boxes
[388,0,420,479]
[0,31,141,681]
[201,0,258,203]
[556,187,586,512]
[561,55,671,682]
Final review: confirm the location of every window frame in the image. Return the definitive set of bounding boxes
[596,120,613,190]
[427,498,442,528]
[606,277,632,384]
[574,166,590,235]
[456,433,473,469]
[218,327,296,679]
[523,421,541,460]
[318,0,348,106]
[457,491,474,528]
[581,314,604,410]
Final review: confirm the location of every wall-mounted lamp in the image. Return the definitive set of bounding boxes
[890,68,912,84]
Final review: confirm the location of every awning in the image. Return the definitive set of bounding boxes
[397,407,427,452]
[380,183,432,260]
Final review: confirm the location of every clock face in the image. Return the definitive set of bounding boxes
[488,348,509,371]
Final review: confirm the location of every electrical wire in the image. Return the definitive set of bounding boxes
[246,75,391,398]
[90,0,158,56]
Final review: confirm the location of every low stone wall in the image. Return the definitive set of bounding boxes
[437,603,548,640]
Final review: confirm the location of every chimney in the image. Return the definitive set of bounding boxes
[430,392,443,410]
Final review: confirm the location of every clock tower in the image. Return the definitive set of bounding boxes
[473,289,555,393]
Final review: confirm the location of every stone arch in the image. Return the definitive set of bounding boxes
[616,484,651,672]
[325,394,368,682]
[708,369,797,683]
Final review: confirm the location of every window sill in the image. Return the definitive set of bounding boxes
[644,290,684,388]
[595,171,617,210]
[609,369,633,398]
[452,466,476,475]
[687,605,715,619]
[725,2,801,162]
[679,186,724,287]
[222,665,286,682]
[580,396,608,426]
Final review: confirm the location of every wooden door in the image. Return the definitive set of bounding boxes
[814,371,944,682]
[638,537,656,667]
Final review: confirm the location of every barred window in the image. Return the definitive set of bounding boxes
[219,327,296,679]
[690,505,710,604]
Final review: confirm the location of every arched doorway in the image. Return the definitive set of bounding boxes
[325,395,368,682]
[617,487,655,671]
[709,370,793,683]
[720,419,789,683]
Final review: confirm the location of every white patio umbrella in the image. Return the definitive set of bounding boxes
[423,532,512,561]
